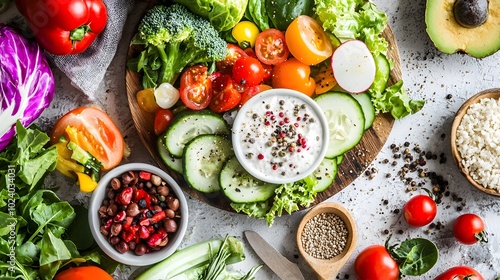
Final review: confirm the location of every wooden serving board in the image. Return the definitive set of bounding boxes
[125,25,399,212]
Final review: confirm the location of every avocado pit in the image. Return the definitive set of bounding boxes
[453,0,489,28]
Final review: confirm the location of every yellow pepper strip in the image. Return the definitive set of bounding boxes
[76,172,98,193]
[54,141,84,180]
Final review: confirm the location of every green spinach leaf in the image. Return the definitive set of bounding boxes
[391,238,438,276]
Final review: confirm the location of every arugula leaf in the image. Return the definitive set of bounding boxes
[38,231,72,267]
[29,201,75,241]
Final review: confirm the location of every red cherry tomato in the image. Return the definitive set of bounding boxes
[354,245,399,280]
[209,74,241,113]
[434,266,484,280]
[216,43,248,74]
[254,28,289,65]
[271,58,315,96]
[244,48,273,81]
[232,56,265,87]
[153,109,174,135]
[179,65,213,110]
[240,84,273,106]
[453,213,488,245]
[403,194,437,227]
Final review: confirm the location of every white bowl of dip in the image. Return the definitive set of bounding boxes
[232,89,329,184]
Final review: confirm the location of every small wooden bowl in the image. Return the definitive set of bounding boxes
[450,88,500,197]
[296,202,357,280]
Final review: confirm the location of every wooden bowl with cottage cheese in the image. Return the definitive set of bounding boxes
[450,88,500,197]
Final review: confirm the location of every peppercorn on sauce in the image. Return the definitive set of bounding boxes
[234,95,324,181]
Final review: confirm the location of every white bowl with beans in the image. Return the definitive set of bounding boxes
[88,163,188,266]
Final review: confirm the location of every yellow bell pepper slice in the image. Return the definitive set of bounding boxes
[76,172,98,193]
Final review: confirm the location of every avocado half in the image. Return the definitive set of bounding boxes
[425,0,500,58]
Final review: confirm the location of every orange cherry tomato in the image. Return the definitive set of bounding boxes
[136,88,160,113]
[255,28,289,65]
[50,106,125,170]
[271,58,316,96]
[54,266,113,280]
[285,15,334,65]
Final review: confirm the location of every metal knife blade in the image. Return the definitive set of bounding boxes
[244,230,305,280]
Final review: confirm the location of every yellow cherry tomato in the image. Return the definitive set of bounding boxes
[136,88,160,113]
[76,172,98,193]
[285,15,333,65]
[232,21,260,49]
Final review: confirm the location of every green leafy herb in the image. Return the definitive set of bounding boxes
[388,237,439,276]
[0,122,107,280]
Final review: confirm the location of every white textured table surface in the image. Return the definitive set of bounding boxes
[5,0,500,279]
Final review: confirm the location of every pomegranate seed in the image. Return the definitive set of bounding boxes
[294,123,299,127]
[279,121,284,126]
[297,116,301,121]
[265,121,271,126]
[257,154,264,160]
[284,117,290,123]
[279,112,284,117]
[272,165,277,170]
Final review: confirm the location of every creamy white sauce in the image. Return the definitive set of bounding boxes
[234,95,324,182]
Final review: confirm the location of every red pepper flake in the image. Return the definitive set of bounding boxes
[272,165,277,170]
[279,121,284,126]
[284,117,290,123]
[279,112,284,118]
[294,123,299,127]
[279,132,285,138]
[266,111,272,116]
[258,154,264,160]
[297,116,302,121]
[265,121,271,126]
[289,147,295,153]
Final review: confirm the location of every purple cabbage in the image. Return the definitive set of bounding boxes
[0,24,55,151]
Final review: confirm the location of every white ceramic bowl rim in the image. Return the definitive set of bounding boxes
[88,163,188,266]
[232,88,330,184]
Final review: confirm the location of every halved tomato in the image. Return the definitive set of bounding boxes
[179,65,213,110]
[209,74,241,113]
[50,106,125,170]
[285,15,334,65]
[255,28,289,65]
[216,43,248,74]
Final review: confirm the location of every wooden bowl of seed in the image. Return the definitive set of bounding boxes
[296,202,357,280]
[450,88,500,197]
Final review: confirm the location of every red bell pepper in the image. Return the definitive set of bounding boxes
[15,0,107,55]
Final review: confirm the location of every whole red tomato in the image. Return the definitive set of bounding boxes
[354,245,399,280]
[434,266,484,280]
[453,213,488,245]
[403,194,437,227]
[154,109,174,136]
[232,56,265,86]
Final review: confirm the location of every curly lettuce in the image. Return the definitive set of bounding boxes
[231,175,317,226]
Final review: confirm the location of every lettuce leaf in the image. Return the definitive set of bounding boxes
[231,175,317,226]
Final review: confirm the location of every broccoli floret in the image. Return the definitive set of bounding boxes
[130,4,228,89]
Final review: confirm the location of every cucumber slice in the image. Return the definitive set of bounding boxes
[314,92,365,158]
[351,92,376,130]
[370,54,391,94]
[312,158,338,193]
[336,154,344,165]
[165,110,230,157]
[183,135,233,193]
[220,156,278,203]
[157,134,182,174]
